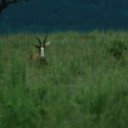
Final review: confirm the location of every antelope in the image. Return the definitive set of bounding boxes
[31,35,50,65]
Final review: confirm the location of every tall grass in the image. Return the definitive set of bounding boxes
[0,31,128,128]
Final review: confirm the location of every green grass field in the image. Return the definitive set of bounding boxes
[0,31,128,128]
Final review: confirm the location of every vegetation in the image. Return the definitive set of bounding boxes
[0,31,128,128]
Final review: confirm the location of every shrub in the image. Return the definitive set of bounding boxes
[108,41,127,60]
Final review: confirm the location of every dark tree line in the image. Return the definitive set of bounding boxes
[0,0,29,14]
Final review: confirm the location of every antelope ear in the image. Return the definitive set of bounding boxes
[45,41,50,46]
[35,45,40,49]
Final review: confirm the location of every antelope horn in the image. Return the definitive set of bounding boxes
[35,36,42,47]
[43,35,48,47]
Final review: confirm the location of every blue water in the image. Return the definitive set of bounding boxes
[0,0,128,33]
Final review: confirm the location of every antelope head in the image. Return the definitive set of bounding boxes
[35,35,50,64]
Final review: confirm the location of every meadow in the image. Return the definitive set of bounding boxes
[0,31,128,128]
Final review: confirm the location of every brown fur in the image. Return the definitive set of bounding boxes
[31,52,40,61]
[30,51,48,65]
